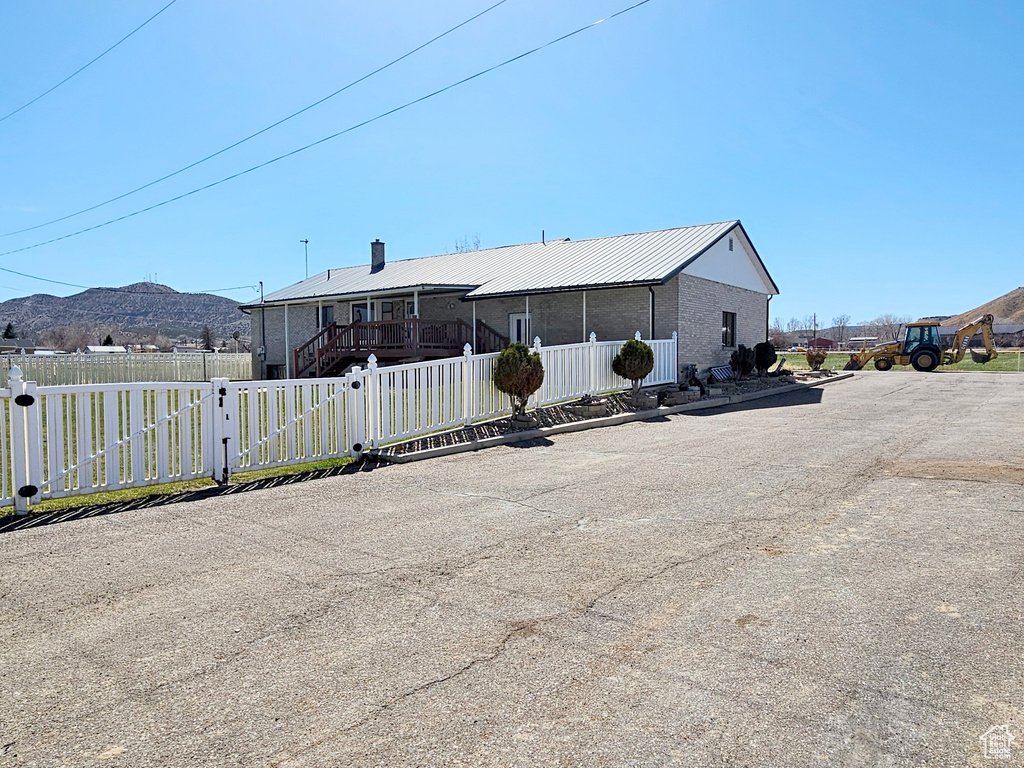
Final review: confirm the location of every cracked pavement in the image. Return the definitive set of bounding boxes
[1,372,1022,767]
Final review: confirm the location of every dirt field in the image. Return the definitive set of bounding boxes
[1,372,1021,767]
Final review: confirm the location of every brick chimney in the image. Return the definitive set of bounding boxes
[371,239,385,273]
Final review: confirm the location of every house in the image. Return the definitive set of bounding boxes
[939,323,1024,348]
[806,338,837,350]
[242,221,779,380]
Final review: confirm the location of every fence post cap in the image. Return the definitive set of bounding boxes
[8,365,22,381]
[635,331,642,340]
[367,353,378,365]
[672,330,678,340]
[589,332,597,343]
[463,343,473,355]
[532,336,542,350]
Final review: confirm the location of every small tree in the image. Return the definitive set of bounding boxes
[200,325,215,351]
[612,339,654,404]
[730,344,756,378]
[102,333,114,346]
[806,348,827,371]
[493,343,544,419]
[754,341,777,376]
[2,322,15,340]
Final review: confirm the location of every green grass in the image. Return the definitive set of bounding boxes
[781,349,1023,373]
[1,456,353,519]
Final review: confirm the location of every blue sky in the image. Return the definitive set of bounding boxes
[0,0,1021,327]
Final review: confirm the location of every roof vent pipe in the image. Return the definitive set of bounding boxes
[371,239,385,273]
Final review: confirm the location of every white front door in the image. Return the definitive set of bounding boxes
[509,313,531,344]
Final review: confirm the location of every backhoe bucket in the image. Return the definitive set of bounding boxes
[844,356,864,371]
[970,349,992,364]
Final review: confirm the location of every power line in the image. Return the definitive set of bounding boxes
[0,0,180,126]
[0,262,258,295]
[0,0,510,238]
[0,0,654,263]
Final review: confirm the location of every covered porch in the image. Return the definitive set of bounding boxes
[293,316,507,378]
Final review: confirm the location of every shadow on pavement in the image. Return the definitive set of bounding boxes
[687,386,824,415]
[0,459,383,535]
[505,436,556,449]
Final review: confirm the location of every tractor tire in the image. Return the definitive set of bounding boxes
[874,358,893,371]
[911,348,941,372]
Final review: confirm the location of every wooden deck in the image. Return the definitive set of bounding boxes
[293,318,507,378]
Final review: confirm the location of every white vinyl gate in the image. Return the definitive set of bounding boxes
[2,332,677,512]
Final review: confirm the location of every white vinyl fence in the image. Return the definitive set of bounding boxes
[0,351,251,387]
[1,333,677,513]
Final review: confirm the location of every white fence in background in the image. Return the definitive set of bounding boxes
[0,351,251,387]
[1,332,677,512]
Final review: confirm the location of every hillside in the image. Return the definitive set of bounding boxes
[0,283,250,345]
[943,286,1024,327]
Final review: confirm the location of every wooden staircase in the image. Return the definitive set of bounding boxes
[293,318,508,378]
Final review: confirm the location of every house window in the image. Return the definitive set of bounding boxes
[320,305,334,327]
[722,311,737,347]
[406,301,416,318]
[267,364,286,380]
[352,303,375,323]
[381,301,394,320]
[728,237,734,251]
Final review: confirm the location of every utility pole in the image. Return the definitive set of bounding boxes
[300,239,309,279]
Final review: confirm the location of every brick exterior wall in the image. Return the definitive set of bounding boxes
[249,304,319,378]
[676,272,769,370]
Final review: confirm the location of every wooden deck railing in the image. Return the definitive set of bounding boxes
[293,318,508,378]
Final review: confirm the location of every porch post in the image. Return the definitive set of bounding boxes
[284,303,291,378]
[525,294,530,341]
[413,290,419,317]
[471,300,477,350]
[582,290,587,342]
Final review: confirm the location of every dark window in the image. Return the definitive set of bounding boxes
[722,311,737,347]
[381,301,394,320]
[406,301,416,317]
[320,305,334,327]
[267,364,286,380]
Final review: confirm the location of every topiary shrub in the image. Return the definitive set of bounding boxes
[806,348,827,371]
[612,339,655,404]
[493,343,544,419]
[730,344,756,378]
[754,341,777,376]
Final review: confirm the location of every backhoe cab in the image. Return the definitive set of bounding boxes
[845,314,998,372]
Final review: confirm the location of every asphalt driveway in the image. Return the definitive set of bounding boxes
[1,372,1022,767]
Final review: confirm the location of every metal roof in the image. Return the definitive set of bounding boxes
[249,221,777,307]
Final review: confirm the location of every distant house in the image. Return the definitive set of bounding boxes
[806,338,837,350]
[243,221,780,380]
[84,345,128,354]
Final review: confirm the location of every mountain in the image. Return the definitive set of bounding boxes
[943,287,1024,327]
[0,283,250,345]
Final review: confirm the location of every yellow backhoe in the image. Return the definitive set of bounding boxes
[844,314,999,372]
